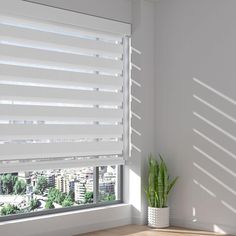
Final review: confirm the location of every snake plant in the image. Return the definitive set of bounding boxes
[145,154,178,208]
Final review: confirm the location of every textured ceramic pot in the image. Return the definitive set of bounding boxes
[148,206,169,228]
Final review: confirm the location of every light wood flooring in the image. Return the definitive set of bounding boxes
[76,225,231,236]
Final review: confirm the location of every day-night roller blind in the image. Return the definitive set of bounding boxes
[0,0,131,173]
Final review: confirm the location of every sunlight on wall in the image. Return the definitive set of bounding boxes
[192,77,236,233]
[193,94,236,123]
[193,162,236,196]
[213,225,227,234]
[193,179,216,198]
[193,146,236,178]
[221,200,236,214]
[129,168,141,211]
[193,129,236,160]
[192,207,197,222]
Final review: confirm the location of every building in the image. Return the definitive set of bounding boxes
[99,181,115,195]
[46,174,55,188]
[55,174,76,194]
[74,181,86,203]
[18,172,31,184]
[85,180,93,193]
[63,176,74,194]
[55,175,64,193]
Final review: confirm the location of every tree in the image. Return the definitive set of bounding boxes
[55,191,65,205]
[84,192,93,203]
[48,188,66,205]
[30,199,41,211]
[13,180,26,195]
[0,174,17,194]
[102,193,116,201]
[36,176,48,195]
[45,199,55,209]
[68,190,75,201]
[1,204,20,216]
[62,195,74,207]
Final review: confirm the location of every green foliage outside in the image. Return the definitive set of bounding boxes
[36,176,48,195]
[0,174,18,195]
[84,192,93,203]
[1,204,20,216]
[48,188,65,205]
[13,180,26,195]
[68,190,75,201]
[45,199,55,209]
[55,191,65,205]
[101,193,116,201]
[145,154,178,208]
[48,187,74,207]
[62,195,74,207]
[30,199,41,211]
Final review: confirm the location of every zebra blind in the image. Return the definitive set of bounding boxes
[0,0,131,173]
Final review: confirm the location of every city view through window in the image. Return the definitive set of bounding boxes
[0,166,118,218]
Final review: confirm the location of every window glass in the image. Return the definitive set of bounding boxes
[99,165,118,202]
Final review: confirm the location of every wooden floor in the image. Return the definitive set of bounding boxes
[76,225,229,236]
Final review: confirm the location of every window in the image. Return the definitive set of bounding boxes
[0,166,121,219]
[0,0,131,220]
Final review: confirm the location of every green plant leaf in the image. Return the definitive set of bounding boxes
[167,176,179,195]
[145,154,178,208]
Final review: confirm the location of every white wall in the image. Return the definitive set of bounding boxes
[127,0,155,225]
[155,0,236,234]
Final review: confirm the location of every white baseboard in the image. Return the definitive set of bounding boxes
[170,218,236,235]
[43,217,132,236]
[131,216,146,225]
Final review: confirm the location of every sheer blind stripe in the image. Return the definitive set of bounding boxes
[0,24,123,58]
[0,124,123,140]
[0,85,123,106]
[0,1,131,173]
[0,65,123,90]
[0,44,123,74]
[1,157,124,174]
[0,142,123,160]
[0,105,123,122]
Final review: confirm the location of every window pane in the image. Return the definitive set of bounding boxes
[0,167,94,217]
[98,165,119,202]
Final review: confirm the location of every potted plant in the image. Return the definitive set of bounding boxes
[145,154,178,228]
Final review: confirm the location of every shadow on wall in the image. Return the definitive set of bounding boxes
[192,77,236,234]
[124,44,143,221]
[130,45,142,155]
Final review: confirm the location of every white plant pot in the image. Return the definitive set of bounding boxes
[148,206,169,228]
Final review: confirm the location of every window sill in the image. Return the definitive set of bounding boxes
[0,203,131,236]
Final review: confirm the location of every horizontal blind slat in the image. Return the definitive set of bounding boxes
[0,124,123,139]
[0,141,123,160]
[0,157,125,173]
[0,84,123,106]
[0,44,123,74]
[0,104,123,122]
[0,24,123,57]
[0,64,123,90]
